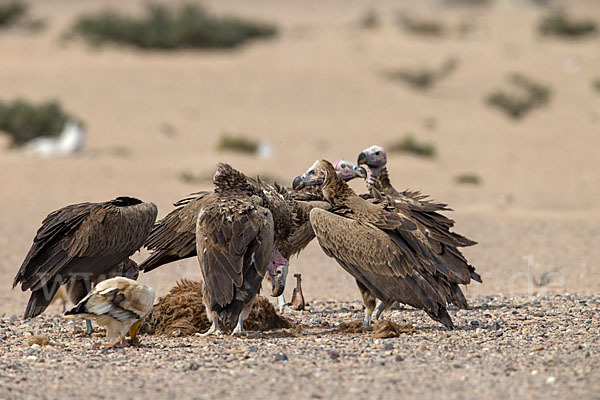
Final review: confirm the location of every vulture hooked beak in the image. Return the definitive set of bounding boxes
[357,151,368,166]
[354,165,367,179]
[292,175,305,191]
[267,249,289,297]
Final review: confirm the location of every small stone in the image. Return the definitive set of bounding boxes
[445,353,455,360]
[274,353,288,362]
[470,320,480,327]
[491,321,501,330]
[383,343,393,351]
[531,370,539,375]
[184,361,201,371]
[395,355,405,362]
[248,346,258,353]
[327,350,340,360]
[546,376,556,384]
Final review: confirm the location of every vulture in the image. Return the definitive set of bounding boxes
[140,169,336,313]
[196,163,292,336]
[356,145,481,318]
[293,159,462,329]
[65,277,155,347]
[13,196,157,333]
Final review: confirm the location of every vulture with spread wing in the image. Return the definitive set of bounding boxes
[293,160,460,329]
[356,145,481,318]
[13,197,157,327]
[197,163,292,336]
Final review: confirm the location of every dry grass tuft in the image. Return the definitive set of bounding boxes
[373,320,415,338]
[140,279,289,336]
[337,320,369,334]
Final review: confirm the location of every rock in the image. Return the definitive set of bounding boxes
[327,350,340,360]
[470,320,480,327]
[395,355,405,362]
[274,353,288,362]
[383,343,393,351]
[491,321,501,330]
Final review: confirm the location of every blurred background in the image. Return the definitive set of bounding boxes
[1,0,599,316]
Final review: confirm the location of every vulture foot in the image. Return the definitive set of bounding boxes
[373,300,386,320]
[200,321,224,337]
[363,309,373,328]
[103,337,130,349]
[231,315,247,336]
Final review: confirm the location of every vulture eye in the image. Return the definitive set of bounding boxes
[375,151,380,156]
[309,169,315,175]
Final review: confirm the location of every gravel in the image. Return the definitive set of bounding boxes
[0,294,598,399]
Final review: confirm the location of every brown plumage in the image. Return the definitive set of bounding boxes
[13,197,157,319]
[357,145,481,314]
[290,273,305,311]
[196,163,293,335]
[293,160,457,329]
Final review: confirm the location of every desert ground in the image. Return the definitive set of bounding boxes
[0,0,599,398]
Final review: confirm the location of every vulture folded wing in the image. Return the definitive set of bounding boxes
[196,202,273,309]
[66,277,155,321]
[309,208,451,326]
[15,197,157,319]
[141,192,214,272]
[279,200,331,259]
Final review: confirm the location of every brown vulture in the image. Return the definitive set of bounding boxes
[196,163,292,335]
[140,170,337,313]
[65,277,155,347]
[356,145,481,318]
[293,159,459,329]
[13,196,157,333]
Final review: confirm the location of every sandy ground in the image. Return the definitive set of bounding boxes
[0,0,599,398]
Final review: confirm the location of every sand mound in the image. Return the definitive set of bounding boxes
[372,320,415,338]
[140,279,290,336]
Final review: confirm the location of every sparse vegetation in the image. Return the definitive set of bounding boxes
[216,133,259,154]
[539,11,597,39]
[0,0,26,27]
[0,99,73,146]
[358,8,380,30]
[386,58,458,90]
[388,135,436,158]
[67,2,276,50]
[486,74,551,119]
[397,14,445,37]
[593,79,600,94]
[455,173,482,185]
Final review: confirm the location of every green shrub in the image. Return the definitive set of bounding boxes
[68,2,277,50]
[388,135,436,158]
[0,99,73,146]
[216,133,259,154]
[455,173,481,185]
[0,0,26,27]
[386,58,458,90]
[486,74,551,119]
[539,11,597,38]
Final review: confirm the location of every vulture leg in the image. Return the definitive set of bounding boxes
[85,319,93,335]
[373,299,386,320]
[201,309,224,337]
[277,294,287,313]
[232,298,255,336]
[356,280,376,327]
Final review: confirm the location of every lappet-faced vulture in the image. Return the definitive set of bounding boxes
[13,197,157,331]
[356,145,481,318]
[140,176,292,299]
[197,163,293,336]
[293,160,461,329]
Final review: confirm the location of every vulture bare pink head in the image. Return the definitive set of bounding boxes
[267,248,288,297]
[292,160,335,191]
[333,160,367,182]
[357,145,387,174]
